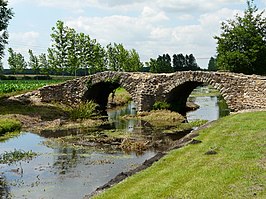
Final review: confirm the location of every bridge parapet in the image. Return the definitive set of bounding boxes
[11,71,266,112]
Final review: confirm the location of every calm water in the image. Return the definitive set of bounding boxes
[0,86,229,198]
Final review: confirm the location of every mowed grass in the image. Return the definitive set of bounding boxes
[94,111,266,199]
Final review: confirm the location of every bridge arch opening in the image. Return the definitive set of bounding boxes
[165,81,229,116]
[82,81,133,111]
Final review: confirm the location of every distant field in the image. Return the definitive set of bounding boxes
[0,80,64,96]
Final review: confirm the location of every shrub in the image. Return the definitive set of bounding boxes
[153,101,171,110]
[67,101,99,120]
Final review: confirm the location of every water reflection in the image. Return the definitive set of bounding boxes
[0,86,230,198]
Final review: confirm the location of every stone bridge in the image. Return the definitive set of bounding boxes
[17,71,266,112]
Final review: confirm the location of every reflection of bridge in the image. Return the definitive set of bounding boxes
[19,71,266,112]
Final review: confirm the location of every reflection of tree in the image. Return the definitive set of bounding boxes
[0,175,10,198]
[52,147,86,174]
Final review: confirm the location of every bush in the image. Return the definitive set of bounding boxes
[67,101,99,120]
[0,118,22,135]
[153,101,171,110]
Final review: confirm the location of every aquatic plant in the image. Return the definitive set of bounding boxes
[67,101,99,120]
[0,149,37,164]
[153,101,171,110]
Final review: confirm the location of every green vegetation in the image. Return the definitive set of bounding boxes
[0,0,14,61]
[94,111,266,198]
[146,53,200,73]
[108,87,132,106]
[65,101,99,120]
[0,149,37,164]
[152,101,171,110]
[137,110,185,127]
[0,79,64,97]
[215,0,266,75]
[0,118,21,135]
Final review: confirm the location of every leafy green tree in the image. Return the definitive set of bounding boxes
[215,0,266,75]
[173,53,186,71]
[146,58,158,73]
[0,61,3,74]
[208,57,217,71]
[186,54,199,70]
[8,48,27,74]
[0,0,14,61]
[127,49,143,72]
[49,20,72,75]
[28,49,40,74]
[39,53,50,75]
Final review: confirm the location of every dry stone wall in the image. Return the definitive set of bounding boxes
[12,71,266,112]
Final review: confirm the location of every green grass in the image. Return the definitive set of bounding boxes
[94,111,266,199]
[0,118,22,135]
[0,79,65,97]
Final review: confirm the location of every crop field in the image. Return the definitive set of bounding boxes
[0,80,63,95]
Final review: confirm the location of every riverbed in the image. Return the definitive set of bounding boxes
[0,86,229,198]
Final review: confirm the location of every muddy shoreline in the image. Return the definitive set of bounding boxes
[87,121,215,198]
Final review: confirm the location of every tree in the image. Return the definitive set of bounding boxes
[49,20,72,75]
[127,49,143,72]
[208,57,217,71]
[0,0,14,61]
[173,53,186,71]
[186,54,199,70]
[28,49,40,74]
[0,61,3,74]
[8,48,27,74]
[39,53,50,75]
[215,0,266,75]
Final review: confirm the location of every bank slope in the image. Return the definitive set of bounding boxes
[94,111,266,199]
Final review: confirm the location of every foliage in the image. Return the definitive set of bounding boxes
[153,101,171,110]
[0,118,21,135]
[0,61,3,73]
[147,53,200,73]
[0,0,14,60]
[7,48,27,74]
[0,149,37,164]
[95,111,266,199]
[49,20,107,76]
[28,49,40,74]
[215,0,266,75]
[0,80,62,95]
[106,43,143,72]
[66,101,99,120]
[208,57,217,71]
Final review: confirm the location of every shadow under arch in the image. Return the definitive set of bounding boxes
[82,81,133,111]
[166,81,203,113]
[165,80,229,115]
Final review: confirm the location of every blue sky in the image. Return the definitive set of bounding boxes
[3,0,266,69]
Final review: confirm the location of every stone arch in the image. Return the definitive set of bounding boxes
[82,72,138,110]
[164,72,231,112]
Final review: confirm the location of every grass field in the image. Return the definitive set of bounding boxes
[94,111,266,199]
[0,79,66,97]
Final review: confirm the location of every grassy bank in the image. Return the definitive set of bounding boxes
[94,111,266,199]
[0,118,21,135]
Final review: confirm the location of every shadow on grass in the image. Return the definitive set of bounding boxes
[0,98,68,121]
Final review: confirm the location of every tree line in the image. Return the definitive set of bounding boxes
[1,0,265,76]
[146,53,200,73]
[4,20,144,76]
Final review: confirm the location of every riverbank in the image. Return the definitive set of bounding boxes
[92,111,266,199]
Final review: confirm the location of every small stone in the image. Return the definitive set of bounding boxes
[204,149,218,155]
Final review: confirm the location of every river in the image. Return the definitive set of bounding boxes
[0,86,229,198]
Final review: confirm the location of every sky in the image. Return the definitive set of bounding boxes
[2,0,266,69]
